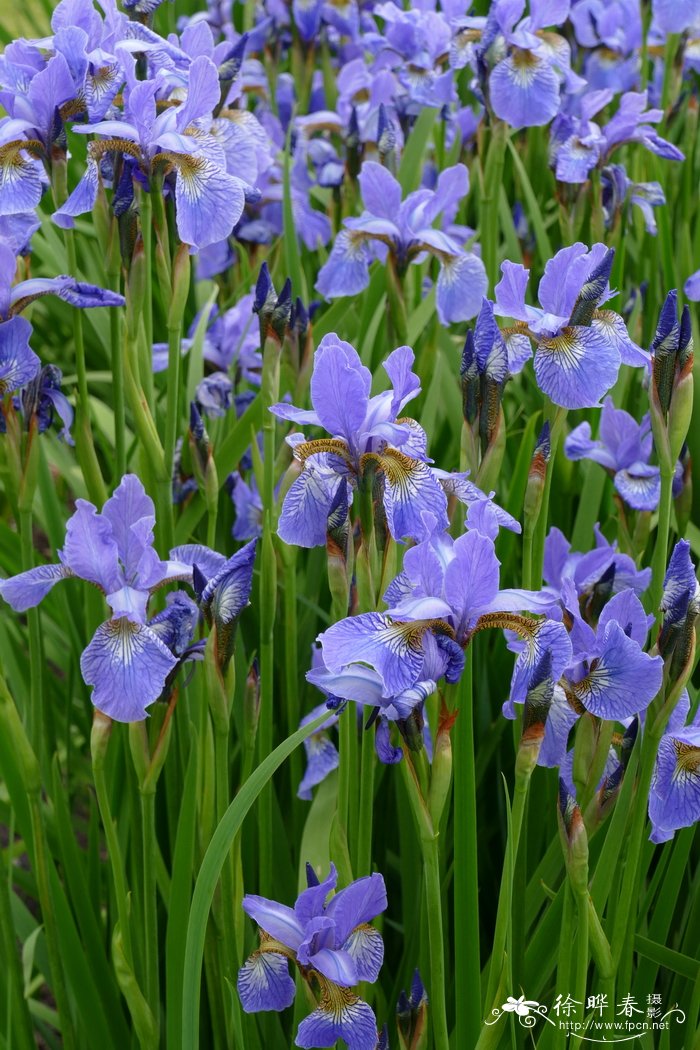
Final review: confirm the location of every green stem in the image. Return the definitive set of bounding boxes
[138,190,154,387]
[574,890,589,1027]
[64,229,106,505]
[483,771,529,1013]
[480,121,508,291]
[452,656,481,1046]
[19,506,45,769]
[651,467,674,620]
[355,718,376,876]
[400,757,449,1050]
[92,760,132,961]
[141,789,160,1038]
[214,721,238,1032]
[609,727,662,974]
[258,334,282,896]
[108,269,126,479]
[531,405,567,587]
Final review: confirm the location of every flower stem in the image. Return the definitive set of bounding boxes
[531,405,567,587]
[108,267,126,480]
[18,505,45,769]
[91,717,133,962]
[0,821,35,1050]
[480,120,508,291]
[354,717,376,876]
[650,467,674,620]
[400,754,449,1050]
[483,770,529,1014]
[258,332,282,896]
[451,656,481,1047]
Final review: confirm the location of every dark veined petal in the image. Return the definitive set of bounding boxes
[10,276,125,310]
[649,726,700,843]
[0,145,44,217]
[342,924,384,983]
[174,155,245,251]
[80,618,178,721]
[489,49,561,130]
[319,612,430,697]
[378,449,449,542]
[534,325,621,409]
[277,454,344,548]
[614,464,660,511]
[509,617,573,706]
[237,948,296,1013]
[0,316,40,393]
[571,620,663,720]
[295,984,379,1050]
[0,563,71,612]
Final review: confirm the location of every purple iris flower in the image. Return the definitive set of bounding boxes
[652,0,700,33]
[551,89,684,185]
[238,864,386,1050]
[494,242,648,408]
[570,0,641,92]
[601,164,665,235]
[298,702,340,800]
[649,690,700,843]
[2,364,75,444]
[565,396,662,511]
[54,55,251,251]
[480,0,581,130]
[271,335,449,545]
[540,524,652,610]
[316,161,487,325]
[194,372,234,418]
[0,475,252,720]
[506,586,662,766]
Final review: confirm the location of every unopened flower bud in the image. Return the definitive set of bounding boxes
[557,780,588,896]
[397,970,429,1050]
[523,421,551,533]
[428,705,457,828]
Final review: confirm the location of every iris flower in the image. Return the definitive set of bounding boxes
[494,242,647,408]
[238,864,386,1050]
[565,396,662,511]
[649,691,700,843]
[271,335,449,545]
[53,55,251,251]
[316,161,487,325]
[0,475,254,720]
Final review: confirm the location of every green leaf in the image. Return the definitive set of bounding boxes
[506,139,553,266]
[181,713,327,1050]
[633,935,699,980]
[398,109,437,194]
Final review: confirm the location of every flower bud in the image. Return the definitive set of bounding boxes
[523,421,551,534]
[397,970,429,1050]
[168,243,191,330]
[428,705,456,828]
[557,780,589,897]
[126,236,146,341]
[516,648,553,778]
